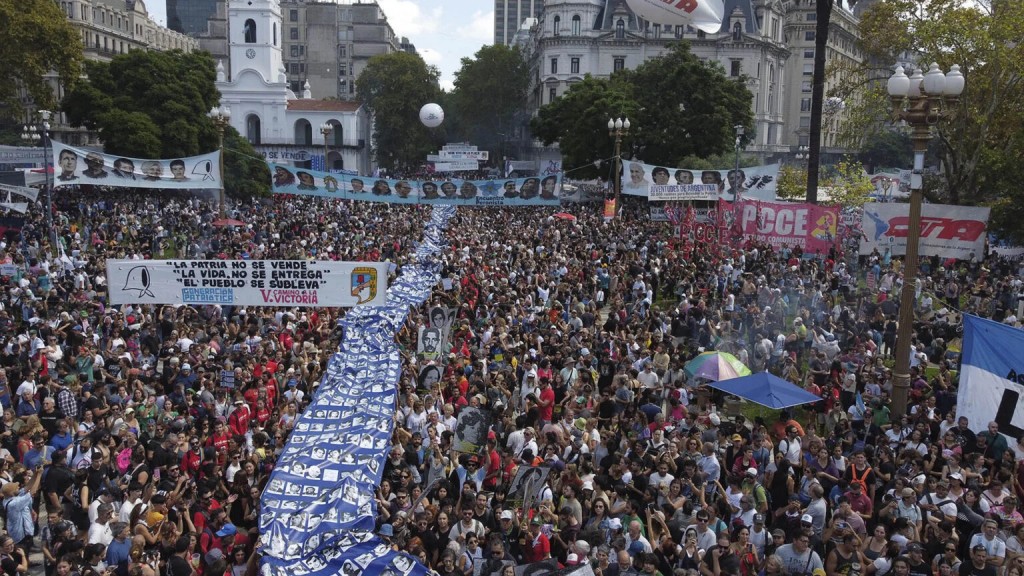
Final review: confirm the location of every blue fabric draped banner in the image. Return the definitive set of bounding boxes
[258,205,456,576]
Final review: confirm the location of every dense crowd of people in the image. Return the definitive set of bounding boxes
[1,188,1023,576]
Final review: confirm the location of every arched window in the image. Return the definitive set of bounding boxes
[553,15,560,35]
[294,119,313,145]
[273,23,277,45]
[615,19,625,39]
[244,19,256,43]
[732,21,742,41]
[328,121,343,146]
[246,114,261,145]
[571,15,581,35]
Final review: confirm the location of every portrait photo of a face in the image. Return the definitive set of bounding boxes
[113,158,136,179]
[57,149,79,181]
[142,161,163,181]
[83,153,107,178]
[675,169,694,185]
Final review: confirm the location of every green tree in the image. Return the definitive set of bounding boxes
[858,0,1024,206]
[0,0,83,116]
[356,52,442,173]
[778,159,873,209]
[530,43,752,177]
[675,153,760,171]
[530,76,638,179]
[61,50,269,198]
[857,130,913,174]
[819,159,874,208]
[776,165,809,200]
[619,43,753,165]
[223,127,271,199]
[450,45,530,164]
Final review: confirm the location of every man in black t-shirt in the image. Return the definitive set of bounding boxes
[960,545,997,576]
[167,534,195,576]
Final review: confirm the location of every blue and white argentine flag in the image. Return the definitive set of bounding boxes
[956,314,1024,441]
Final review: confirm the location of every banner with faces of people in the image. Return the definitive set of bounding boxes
[270,162,561,206]
[51,142,221,190]
[621,161,779,202]
[259,206,455,576]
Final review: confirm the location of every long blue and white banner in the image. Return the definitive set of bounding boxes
[956,314,1024,443]
[271,162,561,206]
[259,206,453,576]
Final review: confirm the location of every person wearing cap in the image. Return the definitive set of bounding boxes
[496,510,523,562]
[892,486,924,538]
[524,517,551,563]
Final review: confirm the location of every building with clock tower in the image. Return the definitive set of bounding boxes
[216,0,371,174]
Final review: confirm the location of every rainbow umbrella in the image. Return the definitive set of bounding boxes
[684,351,752,381]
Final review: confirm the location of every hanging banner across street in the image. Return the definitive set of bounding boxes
[51,142,221,190]
[859,203,989,260]
[271,162,561,206]
[956,315,1024,444]
[105,259,388,307]
[719,198,839,254]
[622,161,778,201]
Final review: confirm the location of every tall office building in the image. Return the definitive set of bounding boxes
[166,0,219,36]
[280,1,401,100]
[494,0,543,45]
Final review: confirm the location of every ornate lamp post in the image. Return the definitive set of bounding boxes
[22,110,55,255]
[207,105,231,219]
[607,117,630,218]
[887,63,964,417]
[319,122,333,172]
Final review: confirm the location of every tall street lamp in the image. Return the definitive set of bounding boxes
[733,125,745,173]
[207,105,231,219]
[887,63,964,417]
[319,122,333,172]
[607,117,630,218]
[22,110,55,255]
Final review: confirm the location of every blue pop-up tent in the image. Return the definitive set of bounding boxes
[707,372,822,409]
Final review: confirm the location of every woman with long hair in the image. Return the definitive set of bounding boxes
[730,525,759,576]
[861,525,888,561]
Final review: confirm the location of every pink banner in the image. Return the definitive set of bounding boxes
[721,198,839,254]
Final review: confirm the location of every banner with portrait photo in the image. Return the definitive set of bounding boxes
[719,198,840,253]
[452,406,492,454]
[622,161,779,201]
[859,203,990,260]
[505,465,551,508]
[270,162,561,206]
[51,142,221,190]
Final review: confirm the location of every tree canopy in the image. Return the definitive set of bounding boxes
[61,50,268,198]
[530,43,752,178]
[356,52,442,174]
[0,0,83,117]
[857,0,1024,240]
[450,45,530,164]
[778,159,874,209]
